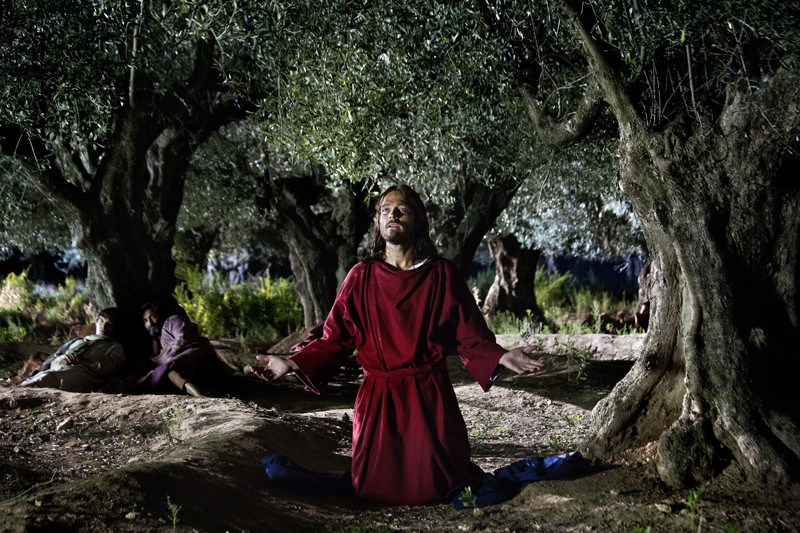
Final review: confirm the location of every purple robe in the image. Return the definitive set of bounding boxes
[141,315,217,387]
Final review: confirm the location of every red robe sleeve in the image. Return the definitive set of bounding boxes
[288,265,361,394]
[442,260,507,391]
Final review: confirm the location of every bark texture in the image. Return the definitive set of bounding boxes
[524,3,800,487]
[1,38,257,343]
[429,174,522,276]
[482,234,545,324]
[595,71,800,485]
[259,174,373,326]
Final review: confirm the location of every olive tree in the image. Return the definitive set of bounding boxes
[0,1,294,335]
[253,2,541,275]
[484,0,800,486]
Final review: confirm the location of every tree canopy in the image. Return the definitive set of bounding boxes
[2,1,634,293]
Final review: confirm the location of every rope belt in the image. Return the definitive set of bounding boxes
[362,358,446,379]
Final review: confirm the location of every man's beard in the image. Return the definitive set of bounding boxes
[382,226,413,246]
[147,325,161,338]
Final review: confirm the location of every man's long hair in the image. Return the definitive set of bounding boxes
[363,184,439,263]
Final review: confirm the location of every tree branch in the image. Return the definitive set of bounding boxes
[50,135,93,192]
[0,125,86,209]
[562,0,643,130]
[521,74,605,148]
[129,0,145,108]
[476,0,606,148]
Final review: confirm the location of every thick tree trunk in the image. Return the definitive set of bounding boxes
[482,235,545,324]
[4,37,256,346]
[78,216,177,344]
[261,174,373,326]
[59,114,199,343]
[633,257,651,331]
[584,67,800,486]
[431,174,521,276]
[173,226,219,266]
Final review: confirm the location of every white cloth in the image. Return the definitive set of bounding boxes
[21,335,126,392]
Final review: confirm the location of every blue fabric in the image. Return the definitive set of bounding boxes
[494,451,592,483]
[261,451,612,508]
[447,463,523,509]
[261,454,354,497]
[450,452,614,510]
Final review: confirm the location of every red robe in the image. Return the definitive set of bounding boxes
[290,257,506,505]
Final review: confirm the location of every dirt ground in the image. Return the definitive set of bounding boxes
[1,333,799,532]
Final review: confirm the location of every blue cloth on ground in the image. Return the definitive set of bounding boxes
[450,451,614,510]
[261,454,354,497]
[261,451,611,508]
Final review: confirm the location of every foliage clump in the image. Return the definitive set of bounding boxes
[534,269,635,333]
[0,270,89,343]
[174,264,303,345]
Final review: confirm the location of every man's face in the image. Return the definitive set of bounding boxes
[142,308,161,338]
[378,190,416,246]
[95,315,115,336]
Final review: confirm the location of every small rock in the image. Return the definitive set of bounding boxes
[654,503,672,513]
[56,417,74,431]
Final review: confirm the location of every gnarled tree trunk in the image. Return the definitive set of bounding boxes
[482,234,545,324]
[430,173,522,276]
[587,72,800,485]
[260,173,374,326]
[521,2,800,488]
[2,38,258,344]
[53,109,225,343]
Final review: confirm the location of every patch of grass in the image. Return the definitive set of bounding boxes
[0,309,29,343]
[550,339,594,382]
[158,406,183,446]
[539,412,591,455]
[535,268,636,334]
[485,310,529,335]
[565,414,586,428]
[457,485,484,517]
[682,486,705,531]
[469,267,637,336]
[548,434,566,452]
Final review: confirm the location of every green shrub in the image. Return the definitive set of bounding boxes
[535,268,579,310]
[485,310,527,335]
[174,264,303,344]
[0,270,89,341]
[0,309,30,342]
[467,269,496,306]
[0,271,34,311]
[35,277,88,326]
[472,267,637,335]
